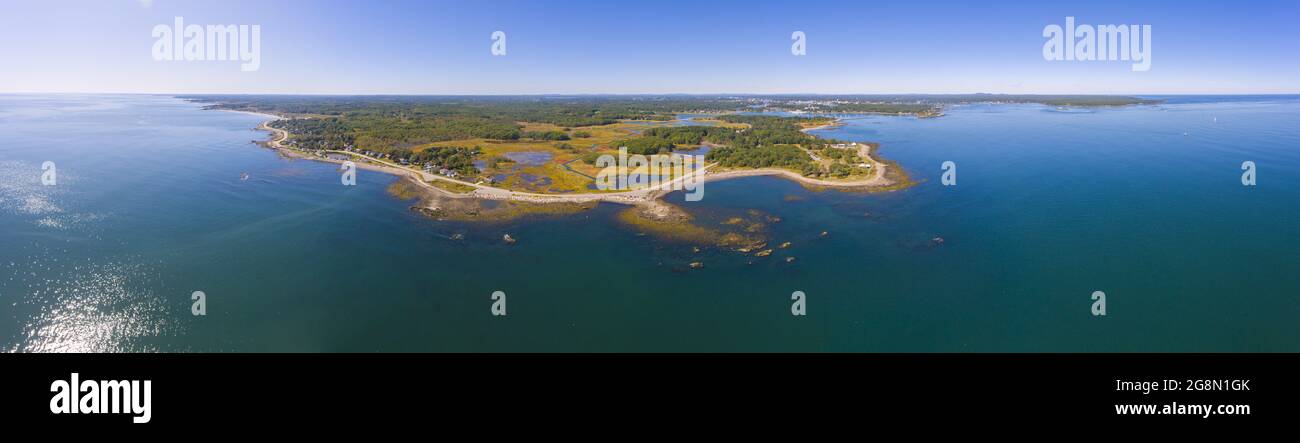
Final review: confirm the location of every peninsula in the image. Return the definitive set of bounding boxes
[188,94,1153,229]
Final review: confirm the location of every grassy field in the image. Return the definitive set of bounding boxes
[418,120,693,193]
[407,115,886,193]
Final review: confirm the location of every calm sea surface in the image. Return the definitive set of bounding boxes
[2,94,1297,351]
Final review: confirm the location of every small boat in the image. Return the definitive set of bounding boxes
[239,172,250,181]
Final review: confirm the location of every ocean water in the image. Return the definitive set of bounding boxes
[1,94,1297,352]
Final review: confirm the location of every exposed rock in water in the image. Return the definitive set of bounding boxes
[617,205,760,249]
[399,177,595,222]
[411,206,446,219]
[637,200,691,223]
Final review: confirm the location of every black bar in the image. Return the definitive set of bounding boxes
[2,354,1291,428]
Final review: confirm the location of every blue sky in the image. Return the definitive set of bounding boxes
[2,0,1297,94]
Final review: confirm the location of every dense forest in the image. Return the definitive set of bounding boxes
[600,114,847,175]
[608,115,839,156]
[200,95,751,153]
[407,146,481,175]
[701,116,835,174]
[267,118,356,151]
[708,144,813,172]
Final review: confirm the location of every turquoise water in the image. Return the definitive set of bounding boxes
[1,94,1297,352]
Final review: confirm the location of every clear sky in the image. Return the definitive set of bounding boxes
[2,0,1297,94]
